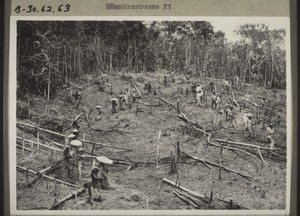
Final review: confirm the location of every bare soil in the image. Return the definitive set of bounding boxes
[16,72,287,210]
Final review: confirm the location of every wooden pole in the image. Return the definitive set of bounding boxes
[149,98,152,114]
[163,178,206,200]
[219,143,223,180]
[30,141,34,157]
[78,160,82,181]
[50,150,53,164]
[136,100,139,116]
[47,68,50,101]
[209,181,215,202]
[156,130,161,169]
[36,128,40,150]
[54,179,58,196]
[22,135,25,154]
[92,158,96,168]
[65,133,68,147]
[50,187,86,210]
[83,133,86,150]
[25,167,29,184]
[177,100,180,114]
[17,166,80,188]
[17,122,67,138]
[44,89,46,98]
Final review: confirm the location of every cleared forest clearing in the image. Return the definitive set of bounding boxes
[16,71,287,210]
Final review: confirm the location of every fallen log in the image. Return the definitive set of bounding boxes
[163,178,248,209]
[17,166,80,188]
[268,150,286,161]
[81,139,132,151]
[50,187,86,210]
[16,137,63,152]
[49,140,64,148]
[216,139,280,151]
[174,189,208,206]
[181,152,253,180]
[177,112,261,162]
[173,190,200,208]
[17,122,66,138]
[138,100,160,107]
[155,96,177,110]
[163,178,206,200]
[208,141,261,162]
[257,148,266,164]
[70,113,83,126]
[37,159,65,175]
[237,97,260,107]
[75,91,84,108]
[24,159,64,188]
[131,82,141,97]
[182,98,194,108]
[232,92,240,108]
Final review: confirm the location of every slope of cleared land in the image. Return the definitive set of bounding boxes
[16,72,287,210]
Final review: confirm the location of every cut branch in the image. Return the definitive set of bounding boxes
[81,139,132,151]
[181,152,253,180]
[216,139,280,151]
[17,166,80,188]
[50,187,86,210]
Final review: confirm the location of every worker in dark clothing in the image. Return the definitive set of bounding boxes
[163,75,167,86]
[89,156,113,202]
[111,98,118,114]
[211,92,217,109]
[208,81,215,92]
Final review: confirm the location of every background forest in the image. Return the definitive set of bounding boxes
[17,21,286,97]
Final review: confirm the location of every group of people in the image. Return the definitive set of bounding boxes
[63,128,83,181]
[188,79,275,149]
[110,88,138,114]
[62,125,114,203]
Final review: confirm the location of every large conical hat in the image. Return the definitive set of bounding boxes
[73,128,79,133]
[70,140,82,147]
[68,134,76,138]
[96,156,113,164]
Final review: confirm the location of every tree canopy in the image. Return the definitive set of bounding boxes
[16,20,287,97]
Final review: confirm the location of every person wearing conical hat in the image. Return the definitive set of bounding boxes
[72,128,79,139]
[243,109,254,139]
[111,98,118,114]
[89,156,113,202]
[132,90,137,103]
[95,105,102,121]
[118,93,125,111]
[266,123,275,150]
[69,140,83,154]
[96,105,102,115]
[63,139,83,181]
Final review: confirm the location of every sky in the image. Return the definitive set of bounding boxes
[206,17,289,42]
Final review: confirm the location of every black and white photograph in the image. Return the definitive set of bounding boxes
[10,17,291,213]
